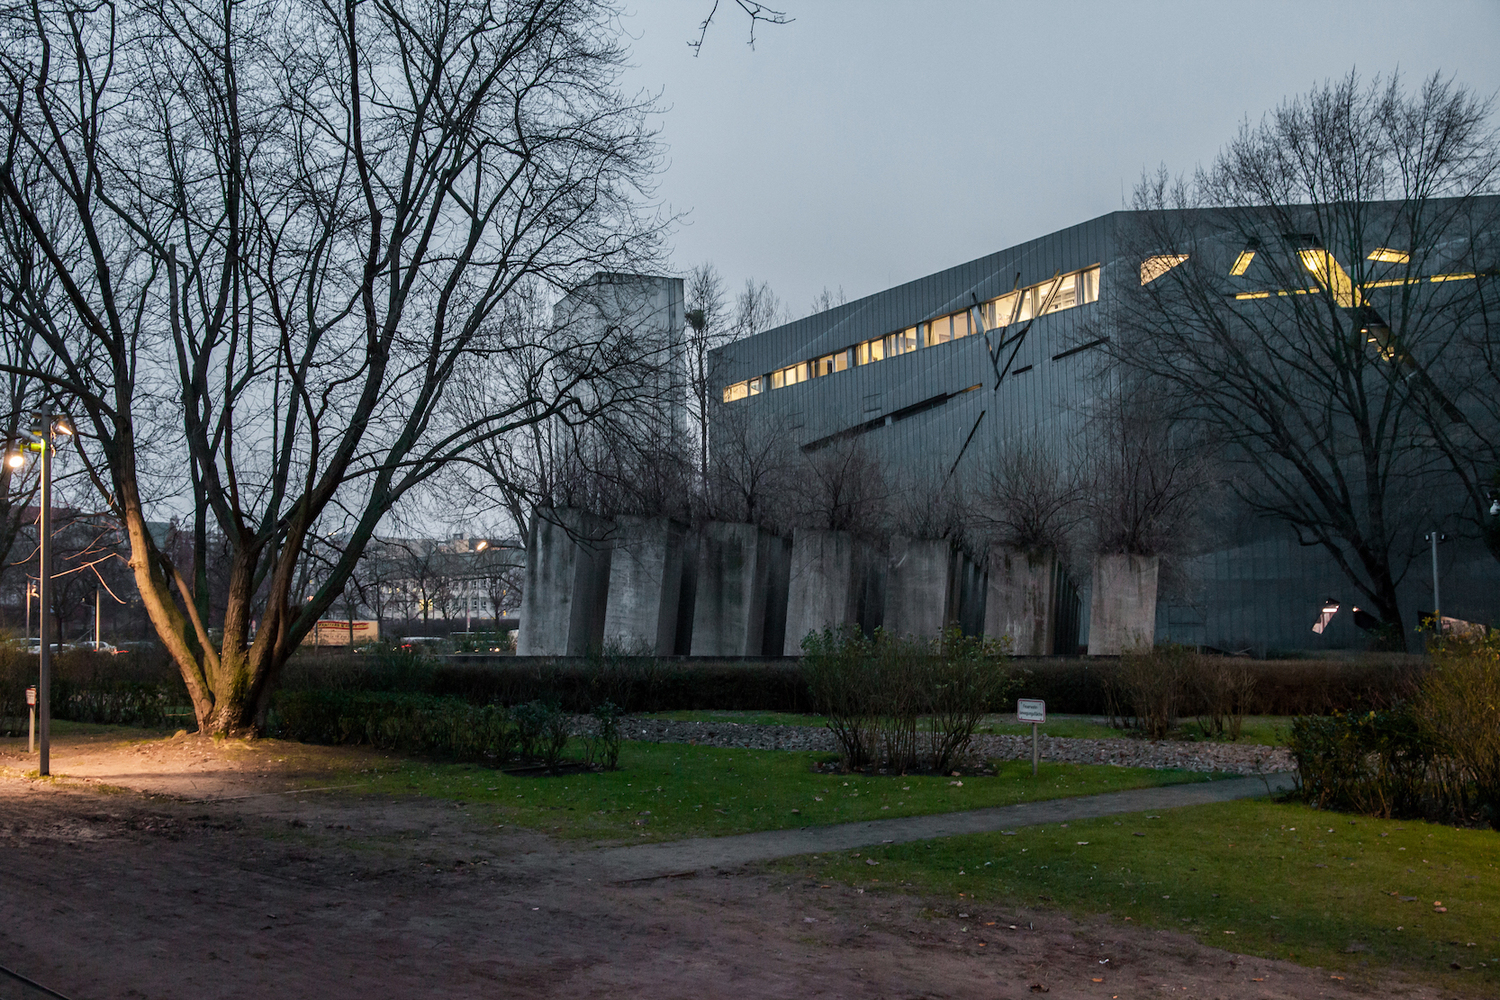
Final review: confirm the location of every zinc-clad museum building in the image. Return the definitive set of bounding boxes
[707,209,1500,654]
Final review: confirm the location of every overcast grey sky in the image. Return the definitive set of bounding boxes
[617,0,1500,316]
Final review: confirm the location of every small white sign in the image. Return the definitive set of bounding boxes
[26,686,36,706]
[1017,698,1046,724]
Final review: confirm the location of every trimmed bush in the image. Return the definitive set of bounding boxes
[268,690,516,763]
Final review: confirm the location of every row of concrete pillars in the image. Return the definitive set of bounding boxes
[517,508,1158,657]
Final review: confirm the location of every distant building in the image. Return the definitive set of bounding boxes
[710,208,1500,653]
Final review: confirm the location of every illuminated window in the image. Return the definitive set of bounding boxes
[857,338,884,365]
[1140,254,1189,285]
[771,362,808,389]
[748,375,762,394]
[1015,287,1036,323]
[1297,249,1360,308]
[1229,250,1256,276]
[952,312,972,339]
[835,350,849,373]
[813,354,837,377]
[723,381,749,403]
[986,291,1020,328]
[1081,266,1100,303]
[899,327,917,353]
[927,316,950,345]
[1367,247,1409,264]
[1042,273,1077,314]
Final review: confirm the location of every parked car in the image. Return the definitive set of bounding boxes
[76,641,120,654]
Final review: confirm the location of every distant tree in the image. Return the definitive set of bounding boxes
[808,285,848,315]
[1111,71,1500,647]
[730,278,790,341]
[685,263,730,494]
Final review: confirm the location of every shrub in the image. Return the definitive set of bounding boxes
[1415,630,1500,828]
[802,626,1015,773]
[802,626,879,769]
[1106,642,1196,739]
[583,701,622,770]
[1285,632,1499,828]
[1286,707,1438,818]
[1189,655,1259,740]
[269,691,516,762]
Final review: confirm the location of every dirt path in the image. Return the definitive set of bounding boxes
[0,732,1469,999]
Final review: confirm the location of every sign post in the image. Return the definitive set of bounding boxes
[26,686,36,754]
[1017,698,1046,776]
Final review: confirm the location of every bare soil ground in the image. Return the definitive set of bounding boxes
[0,731,1473,999]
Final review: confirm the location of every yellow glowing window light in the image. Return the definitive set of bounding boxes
[1042,273,1077,314]
[1297,249,1361,308]
[987,291,1019,328]
[1140,254,1189,285]
[1081,265,1101,303]
[1229,250,1256,276]
[723,381,749,403]
[1367,247,1409,264]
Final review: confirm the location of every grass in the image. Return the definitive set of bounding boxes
[333,740,1215,843]
[774,799,1500,991]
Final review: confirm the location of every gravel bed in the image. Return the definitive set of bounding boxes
[623,718,1294,775]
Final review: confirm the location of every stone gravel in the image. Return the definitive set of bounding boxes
[622,718,1294,775]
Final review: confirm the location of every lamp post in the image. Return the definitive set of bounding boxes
[1425,531,1447,635]
[7,404,71,776]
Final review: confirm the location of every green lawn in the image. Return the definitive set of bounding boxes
[775,799,1500,991]
[337,740,1215,843]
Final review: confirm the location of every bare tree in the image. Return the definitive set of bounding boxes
[808,285,847,315]
[790,439,888,535]
[685,263,729,492]
[1111,71,1500,646]
[706,405,797,531]
[1078,386,1216,559]
[688,0,791,56]
[970,439,1082,557]
[730,278,790,341]
[0,0,667,732]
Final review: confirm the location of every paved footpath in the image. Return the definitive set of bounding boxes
[577,772,1297,883]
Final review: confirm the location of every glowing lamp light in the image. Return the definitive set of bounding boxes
[5,451,23,469]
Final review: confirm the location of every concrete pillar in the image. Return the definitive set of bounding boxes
[986,548,1058,656]
[601,515,687,655]
[883,536,952,639]
[760,534,793,656]
[672,530,700,655]
[690,522,771,657]
[517,508,613,656]
[1087,553,1160,655]
[783,529,861,655]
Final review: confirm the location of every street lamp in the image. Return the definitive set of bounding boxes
[6,404,71,776]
